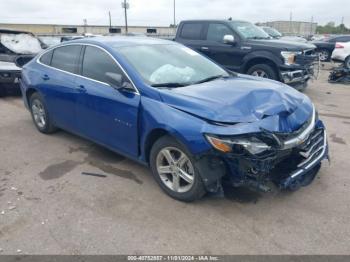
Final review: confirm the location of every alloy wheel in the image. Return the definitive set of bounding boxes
[156,147,195,193]
[251,69,269,78]
[31,99,46,129]
[317,50,329,61]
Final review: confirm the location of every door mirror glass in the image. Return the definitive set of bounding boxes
[105,72,123,88]
[105,72,135,92]
[223,34,235,44]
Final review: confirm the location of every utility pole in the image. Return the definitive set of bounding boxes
[173,0,176,27]
[289,12,293,35]
[310,16,314,37]
[173,0,176,34]
[109,11,112,29]
[83,19,87,34]
[122,0,129,34]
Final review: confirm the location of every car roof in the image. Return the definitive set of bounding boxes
[180,19,248,23]
[70,36,175,47]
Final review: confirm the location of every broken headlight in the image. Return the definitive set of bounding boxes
[205,135,271,155]
[281,51,301,65]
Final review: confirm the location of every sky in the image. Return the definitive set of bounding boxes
[0,0,348,27]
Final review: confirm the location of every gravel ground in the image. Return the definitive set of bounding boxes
[0,66,349,255]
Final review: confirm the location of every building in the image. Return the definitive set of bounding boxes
[0,23,175,36]
[260,21,318,36]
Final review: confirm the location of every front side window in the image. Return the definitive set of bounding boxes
[116,44,229,87]
[207,23,233,42]
[82,46,125,84]
[51,45,81,73]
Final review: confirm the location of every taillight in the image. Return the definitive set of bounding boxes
[335,43,344,48]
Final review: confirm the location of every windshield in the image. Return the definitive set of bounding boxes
[116,44,229,87]
[262,27,282,38]
[0,33,43,54]
[229,21,270,39]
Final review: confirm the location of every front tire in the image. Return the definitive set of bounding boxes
[29,92,57,134]
[344,56,350,69]
[246,64,277,80]
[150,136,206,202]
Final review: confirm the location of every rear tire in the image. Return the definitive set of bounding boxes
[0,86,6,97]
[29,92,57,134]
[150,135,206,202]
[246,64,277,80]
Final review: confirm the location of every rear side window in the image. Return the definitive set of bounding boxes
[335,36,350,42]
[82,46,124,84]
[180,23,203,40]
[51,45,82,73]
[39,50,53,65]
[207,23,232,42]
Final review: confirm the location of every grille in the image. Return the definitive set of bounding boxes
[296,128,325,168]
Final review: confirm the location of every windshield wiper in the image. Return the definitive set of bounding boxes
[151,82,187,88]
[247,36,270,40]
[193,75,227,85]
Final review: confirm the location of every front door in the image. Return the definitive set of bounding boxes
[75,45,140,157]
[203,22,247,71]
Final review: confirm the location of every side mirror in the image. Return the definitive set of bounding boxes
[105,72,135,92]
[105,72,123,89]
[223,34,235,45]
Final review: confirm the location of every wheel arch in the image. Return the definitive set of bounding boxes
[143,128,170,163]
[25,87,39,106]
[243,57,280,79]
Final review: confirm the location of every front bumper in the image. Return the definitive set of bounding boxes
[0,69,21,85]
[198,119,328,193]
[280,54,319,90]
[278,129,328,189]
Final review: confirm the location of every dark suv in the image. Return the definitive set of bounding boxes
[174,20,318,90]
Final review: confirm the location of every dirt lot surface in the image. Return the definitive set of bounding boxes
[0,66,349,255]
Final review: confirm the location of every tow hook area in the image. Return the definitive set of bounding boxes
[280,163,321,191]
[194,155,226,193]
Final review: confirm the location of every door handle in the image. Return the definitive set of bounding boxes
[77,84,87,93]
[42,74,50,81]
[201,46,209,51]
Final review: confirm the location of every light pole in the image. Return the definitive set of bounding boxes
[173,0,176,27]
[122,0,129,34]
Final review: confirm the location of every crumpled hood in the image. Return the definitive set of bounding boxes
[159,75,313,132]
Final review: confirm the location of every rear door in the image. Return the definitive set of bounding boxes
[75,45,140,157]
[38,45,82,132]
[176,22,208,54]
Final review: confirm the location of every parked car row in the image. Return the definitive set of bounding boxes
[312,35,350,62]
[331,42,350,68]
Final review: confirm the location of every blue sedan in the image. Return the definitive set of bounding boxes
[20,37,328,201]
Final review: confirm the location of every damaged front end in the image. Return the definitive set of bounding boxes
[0,29,44,96]
[280,49,319,91]
[196,107,329,193]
